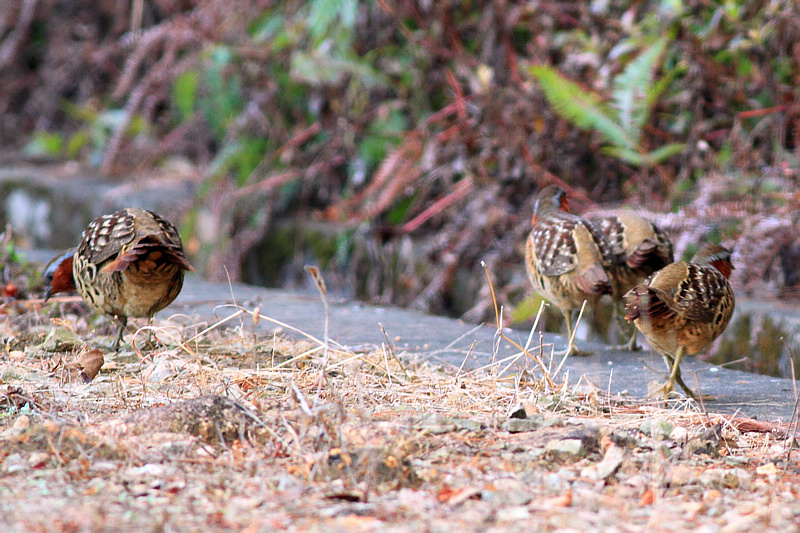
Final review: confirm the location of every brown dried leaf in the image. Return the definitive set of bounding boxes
[77,349,104,381]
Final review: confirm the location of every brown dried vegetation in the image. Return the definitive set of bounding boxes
[1,297,799,530]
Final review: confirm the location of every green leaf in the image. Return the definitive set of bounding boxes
[386,194,416,225]
[25,131,63,156]
[528,64,633,148]
[290,50,388,88]
[251,13,285,42]
[234,137,269,186]
[647,62,686,110]
[173,71,198,122]
[644,142,686,163]
[308,0,358,41]
[612,37,667,142]
[602,142,684,166]
[66,131,90,158]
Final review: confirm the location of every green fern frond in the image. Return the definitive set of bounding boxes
[602,142,685,167]
[612,37,667,142]
[647,62,686,110]
[528,64,634,149]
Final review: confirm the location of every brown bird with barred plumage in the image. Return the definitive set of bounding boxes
[44,208,194,349]
[624,243,735,399]
[592,213,674,350]
[525,185,615,356]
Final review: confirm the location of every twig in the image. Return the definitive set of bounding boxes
[454,340,477,382]
[785,339,799,463]
[378,323,410,382]
[553,300,586,378]
[305,265,330,397]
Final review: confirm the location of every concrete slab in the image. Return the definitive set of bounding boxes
[171,274,798,423]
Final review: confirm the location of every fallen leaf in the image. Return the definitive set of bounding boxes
[77,349,104,381]
[640,489,654,506]
[56,349,104,383]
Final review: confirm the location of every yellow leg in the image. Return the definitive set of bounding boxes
[661,348,714,401]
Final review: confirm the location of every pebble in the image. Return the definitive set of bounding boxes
[13,415,30,429]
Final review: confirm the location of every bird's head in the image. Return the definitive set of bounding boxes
[43,249,77,301]
[532,185,569,225]
[691,243,735,279]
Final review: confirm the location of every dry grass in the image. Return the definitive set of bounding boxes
[0,290,798,531]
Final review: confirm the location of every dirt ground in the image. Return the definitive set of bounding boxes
[1,298,800,532]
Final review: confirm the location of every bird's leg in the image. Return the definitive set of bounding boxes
[624,329,640,351]
[607,302,641,351]
[648,352,678,398]
[672,356,715,401]
[111,316,128,351]
[143,317,156,348]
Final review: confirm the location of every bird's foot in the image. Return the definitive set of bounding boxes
[606,341,641,352]
[554,344,592,357]
[647,379,679,400]
[646,379,714,402]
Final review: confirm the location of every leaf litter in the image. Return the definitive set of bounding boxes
[1,292,799,531]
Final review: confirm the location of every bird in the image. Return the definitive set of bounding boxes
[525,185,615,356]
[592,213,674,350]
[43,207,194,349]
[623,243,735,399]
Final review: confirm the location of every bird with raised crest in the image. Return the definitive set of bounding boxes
[624,243,735,399]
[592,213,674,350]
[44,207,194,349]
[525,185,615,356]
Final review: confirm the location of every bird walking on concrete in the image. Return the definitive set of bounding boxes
[44,207,194,349]
[525,185,615,356]
[592,213,674,350]
[624,243,735,399]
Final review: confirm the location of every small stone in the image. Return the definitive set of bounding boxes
[581,444,625,480]
[650,419,673,439]
[546,439,584,458]
[415,414,456,434]
[669,426,689,443]
[126,463,166,477]
[28,452,50,469]
[13,415,30,429]
[128,483,150,497]
[496,506,531,521]
[507,404,527,419]
[3,454,27,474]
[756,462,778,475]
[669,465,695,486]
[502,418,542,433]
[452,418,484,431]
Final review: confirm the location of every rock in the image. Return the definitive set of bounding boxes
[502,418,542,433]
[3,453,27,474]
[496,506,531,521]
[669,426,689,443]
[415,413,456,434]
[669,465,695,486]
[546,439,585,459]
[640,418,672,440]
[507,404,527,419]
[581,444,625,480]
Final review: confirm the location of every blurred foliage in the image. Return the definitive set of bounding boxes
[529,37,686,167]
[2,0,800,318]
